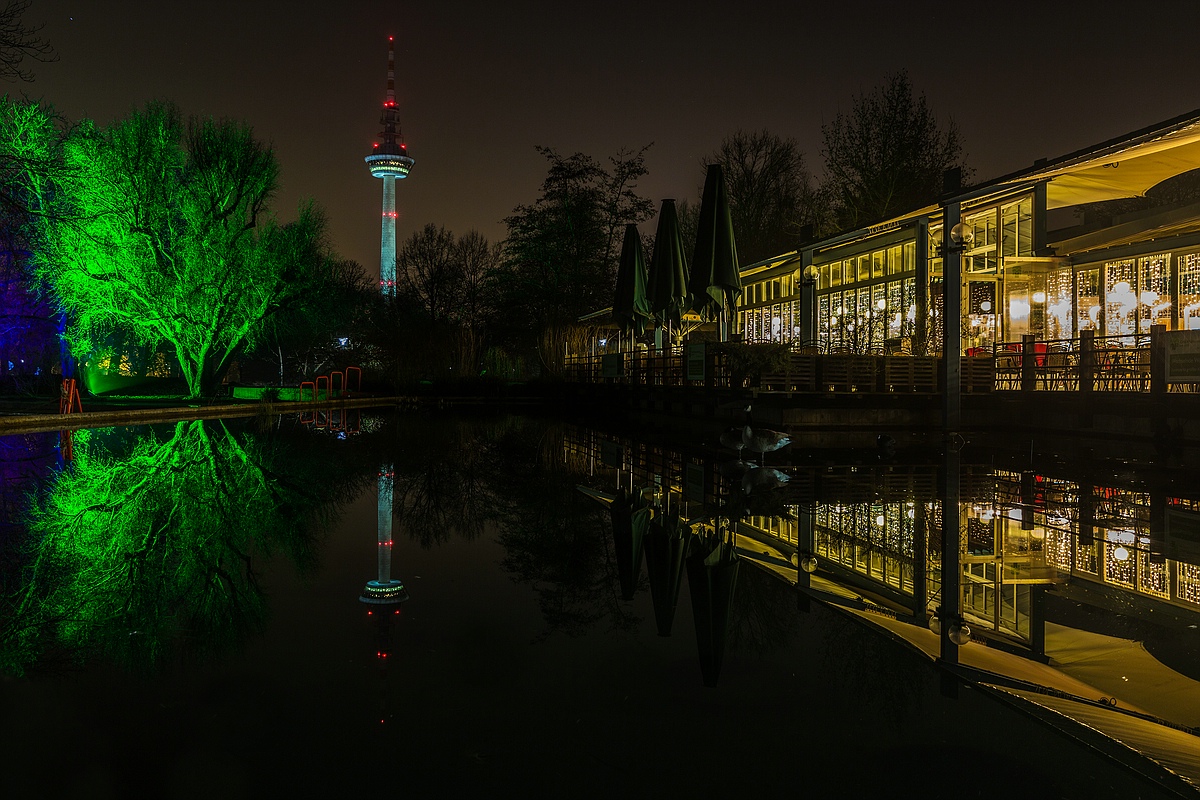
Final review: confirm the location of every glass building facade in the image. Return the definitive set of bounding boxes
[732,183,1200,354]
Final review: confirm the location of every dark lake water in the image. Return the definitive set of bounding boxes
[1,411,1197,798]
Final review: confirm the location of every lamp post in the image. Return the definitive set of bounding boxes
[802,263,819,351]
[939,210,973,433]
[928,606,971,646]
[936,211,974,666]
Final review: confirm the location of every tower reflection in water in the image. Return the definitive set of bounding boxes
[361,463,408,727]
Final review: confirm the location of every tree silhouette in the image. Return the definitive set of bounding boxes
[821,71,968,231]
[497,145,654,368]
[704,129,819,264]
[0,1,53,83]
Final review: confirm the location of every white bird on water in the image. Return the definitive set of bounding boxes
[741,404,790,465]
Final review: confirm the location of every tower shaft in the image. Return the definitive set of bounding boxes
[365,36,413,297]
[380,176,397,296]
[377,464,394,584]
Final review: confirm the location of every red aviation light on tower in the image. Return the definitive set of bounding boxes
[365,37,414,301]
[385,36,396,109]
[366,36,413,177]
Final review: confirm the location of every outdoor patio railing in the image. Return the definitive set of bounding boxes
[563,324,1200,395]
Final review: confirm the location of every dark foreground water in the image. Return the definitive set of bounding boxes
[0,412,1194,798]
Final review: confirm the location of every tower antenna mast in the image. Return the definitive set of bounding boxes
[364,36,414,297]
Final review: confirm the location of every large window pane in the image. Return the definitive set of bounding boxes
[1138,253,1170,332]
[1047,267,1073,340]
[1105,258,1137,337]
[1077,268,1101,334]
[1181,252,1200,330]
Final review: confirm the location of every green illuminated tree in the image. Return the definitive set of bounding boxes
[23,100,336,397]
[4,420,345,674]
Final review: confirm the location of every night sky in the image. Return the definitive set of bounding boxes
[20,1,1200,279]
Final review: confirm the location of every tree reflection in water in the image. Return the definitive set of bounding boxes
[388,415,501,547]
[4,419,364,675]
[492,422,638,640]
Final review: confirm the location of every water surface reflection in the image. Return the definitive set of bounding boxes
[0,412,1196,797]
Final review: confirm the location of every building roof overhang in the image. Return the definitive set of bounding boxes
[996,109,1200,209]
[1048,199,1200,258]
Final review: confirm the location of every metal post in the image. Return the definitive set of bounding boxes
[1079,329,1095,395]
[939,445,961,665]
[802,274,817,352]
[1021,333,1036,393]
[942,203,962,433]
[914,503,928,619]
[1151,323,1166,395]
[801,254,817,352]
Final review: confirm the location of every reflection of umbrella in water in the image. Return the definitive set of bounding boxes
[686,526,740,687]
[688,164,742,339]
[644,503,691,636]
[609,486,651,601]
[612,223,652,343]
[647,199,689,347]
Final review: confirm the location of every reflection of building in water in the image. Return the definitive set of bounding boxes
[561,426,1200,657]
[361,464,408,726]
[564,426,1200,788]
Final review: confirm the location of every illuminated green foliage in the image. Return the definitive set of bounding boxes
[15,99,335,397]
[5,420,330,674]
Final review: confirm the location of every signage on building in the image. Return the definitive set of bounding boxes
[866,220,902,236]
[1163,330,1200,382]
[686,342,706,381]
[1165,507,1200,564]
[601,352,623,379]
[600,438,623,468]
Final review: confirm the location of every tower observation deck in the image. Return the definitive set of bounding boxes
[365,36,415,297]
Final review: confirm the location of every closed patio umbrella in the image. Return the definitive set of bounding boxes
[612,223,651,342]
[609,485,651,601]
[644,504,691,636]
[647,199,689,348]
[685,527,741,687]
[689,164,742,340]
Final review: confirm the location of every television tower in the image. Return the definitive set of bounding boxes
[361,463,407,728]
[365,36,415,297]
